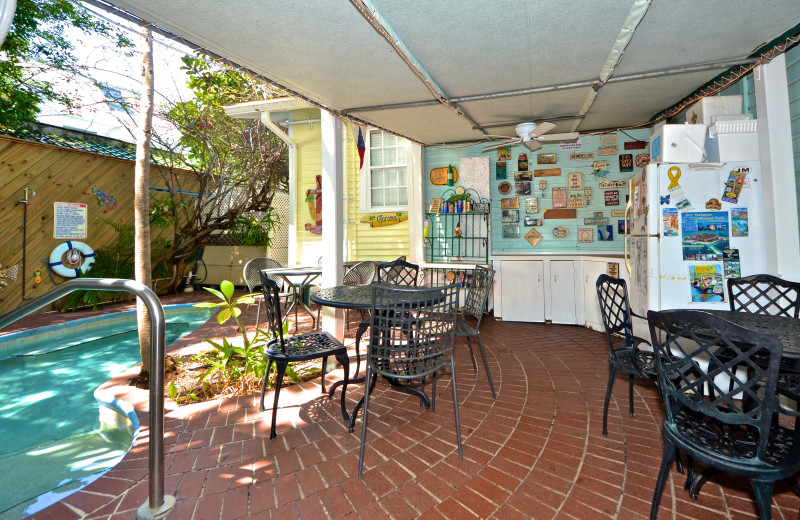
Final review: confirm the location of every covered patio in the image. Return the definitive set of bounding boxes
[19,299,800,520]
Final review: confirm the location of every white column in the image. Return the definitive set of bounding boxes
[320,111,345,338]
[407,142,424,264]
[754,54,800,280]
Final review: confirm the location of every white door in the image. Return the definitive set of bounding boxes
[500,260,544,322]
[549,261,576,324]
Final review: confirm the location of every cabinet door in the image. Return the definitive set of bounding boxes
[549,261,576,324]
[500,260,544,322]
[582,261,608,331]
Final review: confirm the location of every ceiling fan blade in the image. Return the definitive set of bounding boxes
[535,132,580,142]
[524,139,543,152]
[528,122,555,138]
[481,138,519,152]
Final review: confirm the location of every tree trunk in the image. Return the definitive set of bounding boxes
[135,23,155,382]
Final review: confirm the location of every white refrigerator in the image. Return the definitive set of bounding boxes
[625,161,766,333]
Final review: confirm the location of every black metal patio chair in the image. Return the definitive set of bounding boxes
[646,309,800,520]
[376,258,419,286]
[358,283,462,477]
[455,265,496,399]
[258,274,350,439]
[596,274,656,436]
[243,257,290,327]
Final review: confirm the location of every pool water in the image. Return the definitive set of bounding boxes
[0,305,212,519]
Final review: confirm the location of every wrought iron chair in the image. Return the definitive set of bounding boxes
[258,274,350,439]
[455,265,496,399]
[646,309,800,520]
[728,274,800,428]
[596,274,656,436]
[376,258,419,286]
[358,283,462,477]
[243,257,290,327]
[728,274,800,318]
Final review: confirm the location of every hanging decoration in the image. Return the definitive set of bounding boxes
[357,128,366,170]
[48,241,96,278]
[92,188,117,209]
[33,267,42,284]
[359,212,408,227]
[305,175,322,235]
[0,263,19,291]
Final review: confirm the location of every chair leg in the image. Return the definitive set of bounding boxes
[476,334,497,399]
[629,374,636,416]
[650,438,675,520]
[350,373,378,433]
[450,356,463,460]
[358,366,373,478]
[465,336,478,371]
[750,479,774,520]
[269,362,288,440]
[334,351,350,421]
[603,363,616,436]
[259,360,273,412]
[320,357,328,394]
[431,372,437,412]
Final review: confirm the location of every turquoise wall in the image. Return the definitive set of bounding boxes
[424,128,651,255]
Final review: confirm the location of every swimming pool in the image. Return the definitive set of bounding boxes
[0,304,213,520]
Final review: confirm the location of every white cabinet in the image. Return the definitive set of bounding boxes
[498,260,544,322]
[548,261,576,324]
[581,258,629,331]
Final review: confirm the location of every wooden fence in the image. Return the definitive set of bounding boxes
[0,135,195,316]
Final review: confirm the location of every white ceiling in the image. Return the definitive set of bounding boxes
[102,0,800,145]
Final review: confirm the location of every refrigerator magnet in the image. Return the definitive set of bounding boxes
[663,208,679,236]
[705,198,722,210]
[731,208,749,237]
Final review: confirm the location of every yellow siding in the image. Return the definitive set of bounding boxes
[291,109,409,264]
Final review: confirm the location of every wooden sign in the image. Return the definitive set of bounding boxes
[619,154,633,172]
[500,197,519,209]
[570,152,595,160]
[567,172,583,190]
[635,153,650,167]
[605,190,620,206]
[598,145,618,156]
[537,153,557,164]
[544,208,577,219]
[525,228,543,247]
[568,193,584,208]
[533,168,561,177]
[599,180,627,188]
[578,228,594,243]
[429,198,442,213]
[552,187,567,208]
[430,166,458,185]
[611,210,626,217]
[584,216,609,225]
[607,262,620,277]
[600,134,618,144]
[525,197,539,214]
[624,141,648,150]
[359,212,408,227]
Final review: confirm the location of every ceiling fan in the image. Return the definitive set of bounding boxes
[481,122,579,152]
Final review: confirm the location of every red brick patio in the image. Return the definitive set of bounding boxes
[11,295,800,519]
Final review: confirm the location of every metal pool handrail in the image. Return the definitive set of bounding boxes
[0,278,175,520]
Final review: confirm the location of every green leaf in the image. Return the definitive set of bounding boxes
[217,308,232,324]
[193,301,222,308]
[285,365,300,382]
[220,280,235,300]
[203,287,225,300]
[231,307,242,319]
[167,381,177,400]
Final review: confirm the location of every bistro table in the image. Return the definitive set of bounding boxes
[262,266,322,330]
[311,283,441,431]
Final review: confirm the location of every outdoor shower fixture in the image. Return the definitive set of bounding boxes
[18,187,35,300]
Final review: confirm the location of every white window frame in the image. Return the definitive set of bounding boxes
[360,129,410,212]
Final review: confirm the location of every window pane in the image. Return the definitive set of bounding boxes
[369,130,382,148]
[383,134,397,147]
[384,187,398,206]
[397,147,406,166]
[371,170,384,188]
[370,148,383,167]
[371,188,384,207]
[399,188,408,206]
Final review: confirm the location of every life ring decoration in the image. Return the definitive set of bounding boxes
[48,241,96,277]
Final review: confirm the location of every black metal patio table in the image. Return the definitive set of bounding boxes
[311,283,443,431]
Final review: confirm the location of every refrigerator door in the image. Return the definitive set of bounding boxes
[628,235,660,338]
[629,164,660,236]
[655,161,766,310]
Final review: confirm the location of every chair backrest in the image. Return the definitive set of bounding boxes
[376,259,419,286]
[727,274,800,318]
[343,261,377,286]
[596,274,635,347]
[646,309,783,463]
[462,265,494,323]
[259,273,286,351]
[368,283,459,380]
[243,257,283,292]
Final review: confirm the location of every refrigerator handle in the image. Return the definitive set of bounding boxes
[624,176,633,276]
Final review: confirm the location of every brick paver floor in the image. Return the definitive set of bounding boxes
[9,292,800,519]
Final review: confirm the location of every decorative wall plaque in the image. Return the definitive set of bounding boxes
[533,168,561,177]
[544,208,577,219]
[570,152,595,160]
[515,181,531,195]
[525,228,542,247]
[584,216,609,225]
[599,180,627,188]
[619,154,634,172]
[567,172,583,190]
[597,145,619,156]
[524,217,543,226]
[525,197,539,214]
[635,153,650,167]
[578,228,594,243]
[610,210,626,217]
[514,171,533,181]
[624,141,648,150]
[552,187,567,208]
[500,197,519,209]
[537,153,557,164]
[552,226,569,238]
[605,190,620,206]
[430,166,458,185]
[502,224,519,238]
[568,193,584,208]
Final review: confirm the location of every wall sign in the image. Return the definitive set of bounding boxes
[568,193,584,208]
[619,154,633,172]
[584,216,609,225]
[500,197,519,209]
[611,210,626,217]
[525,228,542,246]
[567,172,583,190]
[305,175,323,235]
[578,228,594,243]
[597,145,619,156]
[544,208,577,219]
[359,212,408,227]
[624,141,648,150]
[533,168,561,177]
[537,153,557,164]
[525,197,539,213]
[552,187,567,208]
[604,190,620,206]
[570,152,595,160]
[599,180,627,188]
[430,166,458,185]
[53,202,88,239]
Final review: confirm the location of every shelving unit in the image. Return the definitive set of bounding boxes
[425,207,489,263]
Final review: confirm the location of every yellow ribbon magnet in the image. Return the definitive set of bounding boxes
[667,166,682,190]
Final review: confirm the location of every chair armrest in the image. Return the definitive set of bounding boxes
[630,310,647,321]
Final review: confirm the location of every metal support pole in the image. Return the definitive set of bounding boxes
[0,278,174,519]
